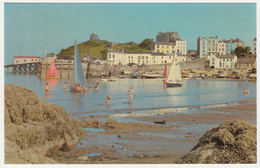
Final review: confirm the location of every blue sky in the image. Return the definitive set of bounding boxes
[4,3,256,64]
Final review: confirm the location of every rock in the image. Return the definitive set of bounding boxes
[4,84,86,163]
[59,143,70,152]
[176,120,256,164]
[77,156,89,161]
[103,119,120,129]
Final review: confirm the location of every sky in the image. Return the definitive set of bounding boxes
[3,2,257,64]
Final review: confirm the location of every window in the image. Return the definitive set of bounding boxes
[157,45,159,48]
[138,56,140,59]
[16,61,18,63]
[157,50,159,53]
[169,56,171,59]
[131,56,133,59]
[161,56,163,59]
[31,59,33,61]
[113,54,115,58]
[142,56,144,59]
[109,54,111,58]
[24,59,26,62]
[128,56,130,59]
[146,56,148,59]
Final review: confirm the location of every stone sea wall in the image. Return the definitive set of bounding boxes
[38,58,208,79]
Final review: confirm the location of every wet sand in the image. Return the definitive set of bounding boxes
[47,98,256,164]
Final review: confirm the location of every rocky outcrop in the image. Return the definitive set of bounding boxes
[176,120,256,164]
[4,84,86,164]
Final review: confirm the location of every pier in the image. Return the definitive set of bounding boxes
[4,62,41,75]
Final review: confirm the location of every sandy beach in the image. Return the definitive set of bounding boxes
[47,98,256,164]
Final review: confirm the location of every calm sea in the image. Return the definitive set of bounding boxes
[4,73,256,120]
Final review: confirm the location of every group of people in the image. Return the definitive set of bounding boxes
[46,81,135,104]
[244,88,250,94]
[105,86,135,104]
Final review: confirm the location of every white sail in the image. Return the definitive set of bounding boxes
[167,54,183,84]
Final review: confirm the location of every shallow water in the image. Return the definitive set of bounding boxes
[4,73,256,118]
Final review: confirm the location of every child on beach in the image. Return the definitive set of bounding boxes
[127,86,135,104]
[105,94,113,104]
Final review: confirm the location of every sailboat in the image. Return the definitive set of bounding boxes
[166,54,183,87]
[46,58,58,79]
[70,40,87,93]
[163,63,167,78]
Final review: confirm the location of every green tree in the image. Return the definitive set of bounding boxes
[245,46,250,54]
[139,38,152,49]
[234,46,246,57]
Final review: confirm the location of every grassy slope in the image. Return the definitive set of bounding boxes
[56,40,151,60]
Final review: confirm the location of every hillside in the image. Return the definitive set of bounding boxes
[57,40,110,60]
[56,39,152,60]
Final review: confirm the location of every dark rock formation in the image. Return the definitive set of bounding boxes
[176,120,256,164]
[4,84,86,163]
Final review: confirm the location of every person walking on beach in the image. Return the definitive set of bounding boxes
[105,94,113,104]
[63,82,67,92]
[45,83,49,93]
[127,86,135,104]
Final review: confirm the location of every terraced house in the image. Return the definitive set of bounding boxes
[106,50,186,66]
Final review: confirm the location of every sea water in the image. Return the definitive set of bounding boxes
[4,73,256,119]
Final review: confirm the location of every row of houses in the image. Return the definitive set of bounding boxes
[197,36,256,58]
[106,50,256,70]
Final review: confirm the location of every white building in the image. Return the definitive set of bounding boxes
[106,51,186,66]
[209,53,237,69]
[217,42,226,55]
[13,56,41,65]
[174,40,187,55]
[252,37,256,54]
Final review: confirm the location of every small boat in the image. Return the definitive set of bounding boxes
[130,71,139,78]
[166,53,183,87]
[70,40,87,93]
[142,72,161,79]
[46,58,58,79]
[102,77,117,82]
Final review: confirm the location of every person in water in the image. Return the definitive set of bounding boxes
[163,80,167,87]
[63,82,67,92]
[244,88,249,94]
[88,87,92,91]
[45,83,49,93]
[94,82,99,91]
[127,86,135,104]
[105,94,113,104]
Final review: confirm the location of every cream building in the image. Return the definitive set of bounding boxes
[150,42,174,54]
[107,51,186,66]
[209,53,237,69]
[174,40,187,55]
[252,37,256,54]
[217,42,226,55]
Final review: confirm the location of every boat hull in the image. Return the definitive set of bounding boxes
[166,83,183,87]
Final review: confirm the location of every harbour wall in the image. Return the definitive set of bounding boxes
[38,59,208,79]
